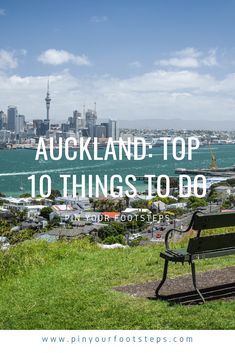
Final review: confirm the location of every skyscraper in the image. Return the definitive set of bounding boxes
[85,109,97,139]
[73,110,82,131]
[33,118,50,137]
[45,79,51,125]
[15,115,25,134]
[108,119,119,140]
[7,106,18,131]
[0,111,5,130]
[94,125,106,138]
[101,122,108,137]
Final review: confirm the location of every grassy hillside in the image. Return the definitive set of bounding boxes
[0,239,234,330]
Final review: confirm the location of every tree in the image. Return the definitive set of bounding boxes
[9,208,27,224]
[19,193,31,198]
[207,188,220,202]
[131,199,149,209]
[92,199,99,211]
[93,198,117,212]
[124,195,130,208]
[48,215,60,227]
[150,196,176,205]
[98,226,118,240]
[98,223,126,244]
[187,196,207,209]
[115,199,126,212]
[40,207,53,220]
[109,221,126,233]
[136,213,150,230]
[103,234,125,245]
[49,189,62,200]
[222,195,235,209]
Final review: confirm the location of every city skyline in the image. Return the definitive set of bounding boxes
[1,0,235,123]
[0,80,120,144]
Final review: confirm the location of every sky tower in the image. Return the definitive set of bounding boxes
[45,79,51,123]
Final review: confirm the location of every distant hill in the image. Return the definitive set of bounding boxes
[119,119,235,131]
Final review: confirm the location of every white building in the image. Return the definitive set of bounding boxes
[152,201,166,212]
[166,202,187,210]
[121,208,152,216]
[55,196,91,210]
[51,204,82,223]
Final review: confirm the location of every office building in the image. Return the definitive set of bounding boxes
[86,109,97,139]
[101,122,108,137]
[0,111,3,130]
[7,106,18,131]
[108,119,119,140]
[15,115,25,134]
[0,111,7,130]
[73,110,83,131]
[94,124,107,138]
[33,119,49,136]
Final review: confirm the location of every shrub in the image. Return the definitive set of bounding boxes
[9,229,35,244]
[40,207,53,220]
[98,223,126,244]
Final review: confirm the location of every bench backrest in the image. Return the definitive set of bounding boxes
[187,233,235,254]
[192,212,235,230]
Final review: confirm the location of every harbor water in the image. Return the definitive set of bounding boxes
[0,144,234,196]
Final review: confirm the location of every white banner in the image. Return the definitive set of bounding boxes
[0,330,233,353]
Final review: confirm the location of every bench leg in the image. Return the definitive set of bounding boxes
[191,262,205,303]
[155,260,169,297]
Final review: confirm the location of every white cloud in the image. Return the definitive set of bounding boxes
[129,61,142,68]
[38,49,91,66]
[156,47,218,68]
[159,57,199,68]
[0,50,18,69]
[1,67,235,123]
[201,49,218,66]
[90,15,108,23]
[0,8,5,16]
[175,47,201,58]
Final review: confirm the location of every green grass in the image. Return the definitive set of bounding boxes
[0,239,234,330]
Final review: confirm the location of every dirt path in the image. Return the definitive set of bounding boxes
[115,266,235,304]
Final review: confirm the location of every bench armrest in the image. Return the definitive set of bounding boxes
[165,211,201,250]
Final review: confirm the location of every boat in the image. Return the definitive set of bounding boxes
[19,178,24,191]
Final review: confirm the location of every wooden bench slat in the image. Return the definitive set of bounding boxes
[187,233,235,253]
[191,248,235,259]
[193,212,235,230]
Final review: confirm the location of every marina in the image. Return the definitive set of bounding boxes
[175,166,235,177]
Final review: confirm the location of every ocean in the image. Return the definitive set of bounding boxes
[0,144,234,196]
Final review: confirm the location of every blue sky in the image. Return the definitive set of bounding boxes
[1,0,235,122]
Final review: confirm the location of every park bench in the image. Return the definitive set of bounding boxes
[156,211,235,303]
